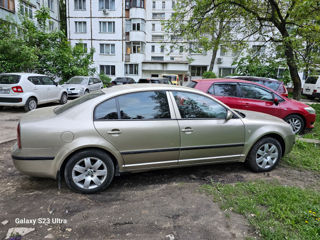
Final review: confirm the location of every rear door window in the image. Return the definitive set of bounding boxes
[0,75,21,84]
[305,76,318,84]
[28,76,42,85]
[239,84,273,101]
[118,91,170,119]
[209,83,237,96]
[41,77,55,85]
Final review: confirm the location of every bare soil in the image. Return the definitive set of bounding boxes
[1,141,319,240]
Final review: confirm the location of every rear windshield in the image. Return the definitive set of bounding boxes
[0,75,21,84]
[186,81,197,88]
[67,77,87,84]
[54,91,105,114]
[305,76,318,84]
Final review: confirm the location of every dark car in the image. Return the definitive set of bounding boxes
[111,77,136,85]
[227,76,288,97]
[138,78,172,84]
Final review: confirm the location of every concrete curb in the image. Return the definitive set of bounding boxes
[297,137,320,144]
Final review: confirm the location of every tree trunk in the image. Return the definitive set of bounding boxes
[209,47,218,71]
[284,41,301,100]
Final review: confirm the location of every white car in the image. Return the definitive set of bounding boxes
[62,76,103,97]
[303,76,320,100]
[0,73,68,111]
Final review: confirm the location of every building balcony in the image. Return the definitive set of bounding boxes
[130,53,145,63]
[129,7,145,19]
[129,31,146,42]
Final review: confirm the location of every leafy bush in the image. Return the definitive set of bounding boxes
[99,74,112,87]
[202,71,217,79]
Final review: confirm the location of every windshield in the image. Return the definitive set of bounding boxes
[54,91,105,114]
[305,76,318,84]
[66,77,87,84]
[0,74,21,84]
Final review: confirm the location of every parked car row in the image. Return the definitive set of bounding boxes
[188,79,316,134]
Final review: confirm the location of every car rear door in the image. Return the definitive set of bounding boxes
[170,91,245,166]
[41,76,60,101]
[28,76,49,103]
[94,90,180,171]
[238,83,280,116]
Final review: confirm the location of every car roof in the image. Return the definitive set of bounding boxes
[193,78,280,94]
[226,76,280,82]
[0,73,47,77]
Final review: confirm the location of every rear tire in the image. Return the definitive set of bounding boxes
[246,137,282,172]
[64,149,114,194]
[84,89,89,94]
[306,95,315,100]
[284,114,305,134]
[59,92,68,104]
[24,97,37,112]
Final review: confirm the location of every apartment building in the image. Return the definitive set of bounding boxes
[0,0,60,31]
[66,0,284,82]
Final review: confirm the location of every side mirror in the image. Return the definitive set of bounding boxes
[273,98,279,106]
[226,110,233,121]
[88,82,93,85]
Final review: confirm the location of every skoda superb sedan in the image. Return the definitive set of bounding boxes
[12,85,295,193]
[189,79,316,134]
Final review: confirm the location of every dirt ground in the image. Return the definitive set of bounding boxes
[1,141,320,240]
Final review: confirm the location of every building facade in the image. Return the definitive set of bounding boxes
[0,0,60,31]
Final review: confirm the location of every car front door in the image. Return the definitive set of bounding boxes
[94,91,180,171]
[238,83,280,117]
[170,91,245,166]
[88,78,96,92]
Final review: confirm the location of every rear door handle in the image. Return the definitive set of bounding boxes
[181,127,193,134]
[107,129,122,135]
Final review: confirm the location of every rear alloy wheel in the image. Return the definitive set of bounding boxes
[284,114,304,134]
[24,97,37,112]
[64,149,114,193]
[246,137,282,172]
[84,89,89,95]
[59,92,68,104]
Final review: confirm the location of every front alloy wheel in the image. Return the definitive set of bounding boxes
[64,149,114,193]
[247,137,282,172]
[284,115,304,134]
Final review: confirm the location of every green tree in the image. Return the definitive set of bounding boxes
[0,7,95,80]
[202,71,217,79]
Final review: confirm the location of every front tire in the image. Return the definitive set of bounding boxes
[24,97,37,112]
[246,137,282,172]
[59,92,68,104]
[284,114,304,134]
[64,149,114,194]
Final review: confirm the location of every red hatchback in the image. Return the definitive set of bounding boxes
[189,79,316,134]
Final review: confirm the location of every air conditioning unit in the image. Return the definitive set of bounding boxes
[217,58,223,64]
[103,9,109,15]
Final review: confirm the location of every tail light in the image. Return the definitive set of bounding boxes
[314,89,317,93]
[12,86,24,93]
[17,123,21,149]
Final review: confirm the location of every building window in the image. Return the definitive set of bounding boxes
[162,1,165,9]
[126,42,145,54]
[179,46,183,53]
[152,13,165,19]
[219,67,235,77]
[100,44,115,55]
[152,1,155,9]
[49,21,54,31]
[189,42,206,54]
[172,1,175,8]
[48,0,54,11]
[0,0,15,12]
[125,64,139,75]
[130,0,144,8]
[99,0,115,10]
[74,0,86,10]
[151,56,164,61]
[20,2,33,18]
[75,43,88,52]
[100,65,116,75]
[99,21,115,33]
[75,21,87,33]
[151,45,155,52]
[152,24,155,31]
[131,19,145,32]
[191,66,207,76]
[152,35,164,41]
[160,46,164,53]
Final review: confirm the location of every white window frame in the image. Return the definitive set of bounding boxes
[75,21,87,33]
[74,0,86,10]
[48,0,54,11]
[99,21,115,33]
[100,43,115,55]
[125,64,139,75]
[99,0,115,10]
[100,65,116,76]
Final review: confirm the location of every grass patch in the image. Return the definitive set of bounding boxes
[283,140,320,172]
[303,104,320,140]
[202,181,320,240]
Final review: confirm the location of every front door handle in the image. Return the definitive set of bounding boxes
[181,127,193,134]
[107,129,122,135]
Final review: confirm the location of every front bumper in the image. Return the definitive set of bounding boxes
[305,113,316,129]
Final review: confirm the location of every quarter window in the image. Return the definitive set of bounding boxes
[173,91,227,119]
[118,91,170,120]
[239,84,273,101]
[94,98,118,120]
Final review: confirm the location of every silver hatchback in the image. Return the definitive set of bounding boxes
[62,76,103,97]
[12,84,295,193]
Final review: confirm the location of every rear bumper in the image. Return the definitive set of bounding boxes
[11,144,57,179]
[0,96,25,106]
[302,92,320,98]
